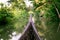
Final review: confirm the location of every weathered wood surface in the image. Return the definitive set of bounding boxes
[19,14,41,40]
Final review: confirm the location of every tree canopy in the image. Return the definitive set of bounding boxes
[0,0,60,40]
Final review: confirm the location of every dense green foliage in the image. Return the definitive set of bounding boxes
[0,7,15,40]
[53,0,60,13]
[0,8,13,26]
[0,0,60,40]
[13,9,29,33]
[34,0,60,40]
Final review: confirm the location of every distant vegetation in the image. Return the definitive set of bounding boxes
[0,0,60,40]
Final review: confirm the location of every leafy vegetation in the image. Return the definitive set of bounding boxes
[0,0,60,40]
[0,7,15,40]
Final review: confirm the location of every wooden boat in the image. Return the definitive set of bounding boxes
[19,14,41,40]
